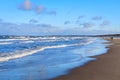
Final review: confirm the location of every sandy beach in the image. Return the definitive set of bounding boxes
[53,38,120,80]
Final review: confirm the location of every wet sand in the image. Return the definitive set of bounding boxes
[53,38,120,80]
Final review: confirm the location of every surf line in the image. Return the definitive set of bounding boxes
[0,40,93,62]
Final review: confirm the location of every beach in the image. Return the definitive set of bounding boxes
[53,38,120,80]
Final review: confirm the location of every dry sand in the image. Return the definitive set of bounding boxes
[53,38,120,80]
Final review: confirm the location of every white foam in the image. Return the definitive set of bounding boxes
[36,37,84,42]
[0,40,93,62]
[0,39,17,42]
[0,48,44,62]
[0,45,68,62]
[0,38,29,42]
[21,41,34,43]
[0,42,13,45]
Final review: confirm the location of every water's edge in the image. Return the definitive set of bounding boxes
[51,38,111,80]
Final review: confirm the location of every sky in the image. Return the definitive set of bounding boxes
[0,0,120,35]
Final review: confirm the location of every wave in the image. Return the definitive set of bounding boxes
[34,37,84,43]
[0,42,13,45]
[0,38,30,42]
[0,40,94,62]
[0,40,35,45]
[21,41,35,43]
[0,37,84,45]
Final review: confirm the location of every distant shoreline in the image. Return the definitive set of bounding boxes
[0,34,120,39]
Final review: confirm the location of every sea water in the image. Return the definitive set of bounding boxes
[0,36,109,80]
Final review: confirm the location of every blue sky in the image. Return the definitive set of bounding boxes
[0,0,120,35]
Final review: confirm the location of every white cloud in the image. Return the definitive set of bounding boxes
[81,22,95,28]
[64,21,70,25]
[78,15,85,19]
[0,20,60,35]
[18,0,57,15]
[92,16,103,21]
[29,19,38,24]
[100,20,110,27]
[35,6,46,14]
[19,0,33,10]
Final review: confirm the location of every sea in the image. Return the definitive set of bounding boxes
[0,36,110,80]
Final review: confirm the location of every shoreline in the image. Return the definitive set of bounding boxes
[53,38,120,80]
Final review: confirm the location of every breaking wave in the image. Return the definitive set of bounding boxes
[0,40,94,62]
